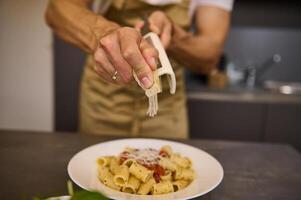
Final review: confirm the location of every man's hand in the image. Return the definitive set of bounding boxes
[93,27,158,88]
[135,11,172,49]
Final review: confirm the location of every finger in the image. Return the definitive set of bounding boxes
[140,39,158,71]
[93,63,115,83]
[99,32,133,83]
[94,48,115,77]
[160,22,172,49]
[119,29,153,89]
[149,22,161,35]
[135,21,144,32]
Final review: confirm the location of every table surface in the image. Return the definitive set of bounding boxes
[0,130,300,200]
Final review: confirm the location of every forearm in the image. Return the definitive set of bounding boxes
[168,6,230,75]
[45,0,119,53]
[168,32,222,75]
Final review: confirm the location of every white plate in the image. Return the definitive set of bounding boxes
[68,138,223,200]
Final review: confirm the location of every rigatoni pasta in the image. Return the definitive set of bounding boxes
[122,175,140,193]
[137,178,156,195]
[160,170,172,181]
[129,162,153,183]
[113,165,129,187]
[152,181,174,195]
[174,167,195,181]
[172,180,189,191]
[102,169,120,190]
[97,156,113,167]
[96,145,195,195]
[109,157,119,175]
[170,153,191,169]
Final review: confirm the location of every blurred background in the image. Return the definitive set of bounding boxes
[0,0,300,150]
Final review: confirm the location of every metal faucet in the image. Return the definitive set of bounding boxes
[245,54,281,88]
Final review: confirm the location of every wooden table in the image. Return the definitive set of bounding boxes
[0,130,300,200]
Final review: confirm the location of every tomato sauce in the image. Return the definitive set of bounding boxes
[119,148,165,182]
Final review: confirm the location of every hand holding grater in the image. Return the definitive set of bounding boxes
[133,18,176,117]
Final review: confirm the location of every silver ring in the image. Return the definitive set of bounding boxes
[112,70,118,80]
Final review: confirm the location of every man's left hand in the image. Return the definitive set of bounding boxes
[135,11,172,49]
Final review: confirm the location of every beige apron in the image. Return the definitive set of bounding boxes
[79,0,190,139]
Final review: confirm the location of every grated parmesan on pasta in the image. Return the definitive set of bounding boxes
[120,148,161,166]
[97,145,195,195]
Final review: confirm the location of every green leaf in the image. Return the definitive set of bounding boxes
[67,180,74,196]
[71,190,109,200]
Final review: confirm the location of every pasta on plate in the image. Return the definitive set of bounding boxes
[96,145,196,195]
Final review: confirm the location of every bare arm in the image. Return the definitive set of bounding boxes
[45,0,119,53]
[45,0,158,88]
[168,6,231,74]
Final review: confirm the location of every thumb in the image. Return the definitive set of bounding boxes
[133,65,153,89]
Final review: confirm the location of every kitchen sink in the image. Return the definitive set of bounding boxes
[263,81,301,95]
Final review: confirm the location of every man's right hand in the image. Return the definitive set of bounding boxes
[93,27,158,88]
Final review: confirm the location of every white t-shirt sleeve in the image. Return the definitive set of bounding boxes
[189,0,234,17]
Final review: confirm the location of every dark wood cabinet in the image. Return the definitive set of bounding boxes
[188,99,265,141]
[264,104,301,150]
[188,97,301,151]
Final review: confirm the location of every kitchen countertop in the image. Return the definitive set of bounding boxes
[188,89,301,104]
[187,86,301,104]
[0,130,300,200]
[185,72,301,104]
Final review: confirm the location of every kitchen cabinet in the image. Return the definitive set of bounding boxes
[264,104,301,150]
[187,92,301,151]
[188,99,265,141]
